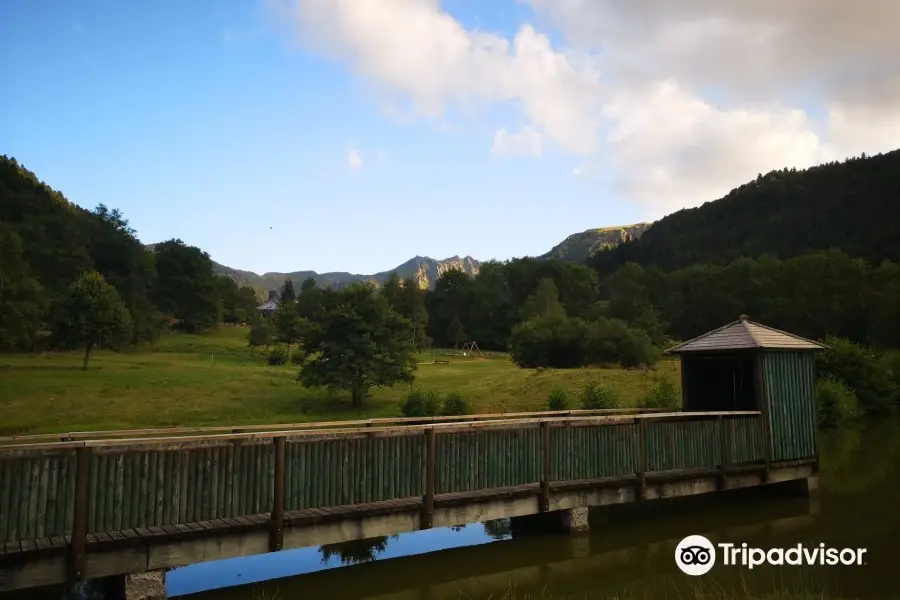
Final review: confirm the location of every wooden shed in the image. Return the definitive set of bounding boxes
[667,315,825,463]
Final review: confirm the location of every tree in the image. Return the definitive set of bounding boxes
[280,278,296,304]
[296,277,323,319]
[51,271,132,369]
[0,224,43,351]
[218,277,259,324]
[297,283,417,406]
[520,278,566,320]
[382,276,429,349]
[400,277,429,349]
[151,239,221,332]
[88,204,164,343]
[447,316,468,349]
[272,302,304,362]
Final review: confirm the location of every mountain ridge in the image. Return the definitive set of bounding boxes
[538,223,653,262]
[207,254,482,294]
[156,223,650,295]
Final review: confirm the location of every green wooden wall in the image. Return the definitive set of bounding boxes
[762,352,818,462]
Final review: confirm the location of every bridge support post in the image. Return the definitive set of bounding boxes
[511,507,589,534]
[104,570,166,600]
[559,507,590,533]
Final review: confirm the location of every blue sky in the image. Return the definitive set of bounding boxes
[1,0,645,274]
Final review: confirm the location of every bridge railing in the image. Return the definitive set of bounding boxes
[0,411,768,550]
[0,407,668,446]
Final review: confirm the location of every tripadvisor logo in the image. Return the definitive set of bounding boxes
[676,535,717,576]
[675,535,867,576]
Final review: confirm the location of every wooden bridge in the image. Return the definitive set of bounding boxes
[0,317,824,598]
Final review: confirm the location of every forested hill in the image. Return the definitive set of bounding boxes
[589,149,900,276]
[0,155,262,349]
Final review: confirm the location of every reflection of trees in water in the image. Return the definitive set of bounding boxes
[819,420,900,494]
[319,535,399,566]
[483,518,512,540]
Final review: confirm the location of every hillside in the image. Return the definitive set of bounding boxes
[589,149,900,276]
[539,223,652,262]
[209,255,481,293]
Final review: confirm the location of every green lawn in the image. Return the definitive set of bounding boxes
[0,327,680,435]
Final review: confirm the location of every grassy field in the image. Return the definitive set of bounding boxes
[0,326,680,435]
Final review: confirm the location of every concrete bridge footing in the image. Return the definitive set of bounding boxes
[104,570,166,600]
[511,506,591,535]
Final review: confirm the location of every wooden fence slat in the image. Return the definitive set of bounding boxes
[69,447,90,581]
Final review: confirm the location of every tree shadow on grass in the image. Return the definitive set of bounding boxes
[0,363,87,372]
[296,388,396,418]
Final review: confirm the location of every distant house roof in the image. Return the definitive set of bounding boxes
[258,290,280,312]
[667,315,825,354]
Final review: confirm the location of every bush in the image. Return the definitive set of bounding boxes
[817,336,896,414]
[248,320,273,347]
[400,389,441,417]
[580,382,619,409]
[547,387,569,411]
[508,315,660,370]
[816,377,861,426]
[584,317,660,368]
[508,316,587,369]
[640,377,680,410]
[290,352,304,365]
[441,391,471,416]
[267,347,286,365]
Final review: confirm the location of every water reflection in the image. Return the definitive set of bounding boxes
[167,521,507,596]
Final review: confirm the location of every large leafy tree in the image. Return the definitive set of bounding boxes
[272,301,304,362]
[151,239,221,332]
[520,277,566,320]
[297,283,417,406]
[51,271,132,369]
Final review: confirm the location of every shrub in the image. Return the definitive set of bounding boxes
[584,318,660,368]
[547,387,569,411]
[508,315,660,370]
[580,382,619,409]
[817,335,896,414]
[267,347,286,365]
[290,352,303,365]
[816,377,861,426]
[508,316,587,369]
[400,389,441,417]
[248,320,273,347]
[441,391,471,416]
[640,377,680,410]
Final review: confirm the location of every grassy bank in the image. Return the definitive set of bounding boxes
[0,327,679,435]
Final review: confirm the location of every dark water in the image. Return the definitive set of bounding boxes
[14,421,900,600]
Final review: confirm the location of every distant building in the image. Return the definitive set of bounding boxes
[258,290,280,318]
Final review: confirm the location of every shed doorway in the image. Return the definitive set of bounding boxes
[681,356,758,412]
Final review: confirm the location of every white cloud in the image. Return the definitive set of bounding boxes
[347,148,363,170]
[492,126,543,158]
[270,0,900,216]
